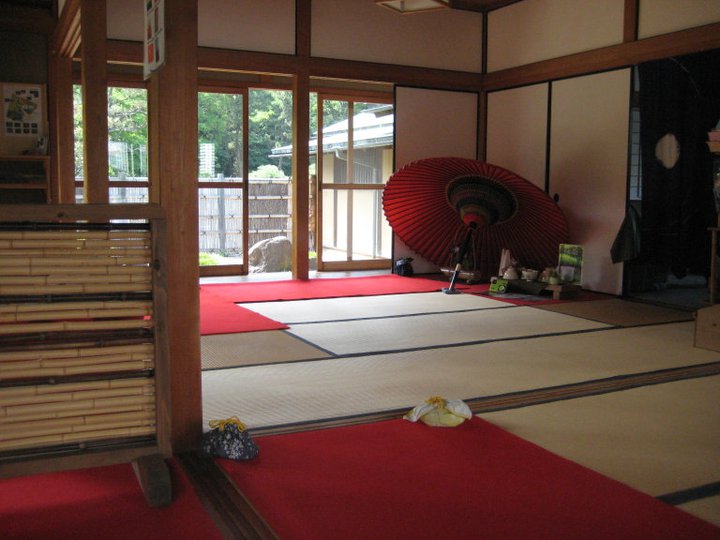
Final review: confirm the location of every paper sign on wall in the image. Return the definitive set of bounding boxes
[3,84,43,137]
[558,244,583,284]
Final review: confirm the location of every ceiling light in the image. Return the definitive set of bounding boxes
[375,0,450,14]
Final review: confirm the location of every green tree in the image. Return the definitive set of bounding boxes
[198,92,243,177]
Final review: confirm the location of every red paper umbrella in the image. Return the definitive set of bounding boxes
[383,157,569,280]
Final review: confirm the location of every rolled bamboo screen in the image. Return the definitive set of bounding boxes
[0,209,169,467]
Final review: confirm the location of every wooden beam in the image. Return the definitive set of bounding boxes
[147,0,202,451]
[52,0,80,57]
[80,0,109,203]
[104,43,484,93]
[132,455,172,507]
[0,203,165,222]
[623,0,639,43]
[484,22,720,91]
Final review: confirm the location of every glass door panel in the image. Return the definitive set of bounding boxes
[317,97,393,270]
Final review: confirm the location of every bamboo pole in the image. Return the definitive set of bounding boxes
[0,248,151,258]
[1,265,151,276]
[0,342,153,361]
[0,282,152,296]
[0,318,152,335]
[0,230,150,240]
[1,274,153,287]
[0,256,150,267]
[0,299,152,315]
[2,394,156,419]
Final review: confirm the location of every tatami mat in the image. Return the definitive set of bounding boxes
[285,306,610,355]
[536,298,694,326]
[479,376,720,504]
[239,291,510,324]
[201,331,331,369]
[202,321,719,429]
[680,496,720,527]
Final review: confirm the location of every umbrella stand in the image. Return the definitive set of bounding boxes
[443,223,477,294]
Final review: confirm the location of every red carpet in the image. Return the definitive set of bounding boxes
[200,287,289,335]
[219,417,719,540]
[199,275,606,335]
[1,460,223,540]
[201,274,481,304]
[200,275,486,335]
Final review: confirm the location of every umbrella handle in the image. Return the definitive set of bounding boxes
[443,224,477,294]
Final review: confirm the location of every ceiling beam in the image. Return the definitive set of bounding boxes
[449,0,522,13]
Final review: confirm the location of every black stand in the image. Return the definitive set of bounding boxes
[443,223,477,294]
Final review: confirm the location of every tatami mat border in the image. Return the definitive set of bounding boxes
[247,362,720,438]
[658,482,720,506]
[281,305,514,326]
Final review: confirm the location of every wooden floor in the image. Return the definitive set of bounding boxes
[196,277,720,535]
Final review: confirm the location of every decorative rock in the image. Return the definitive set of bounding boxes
[248,236,292,273]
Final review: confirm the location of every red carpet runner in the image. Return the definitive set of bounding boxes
[200,275,485,335]
[0,460,223,540]
[219,417,719,540]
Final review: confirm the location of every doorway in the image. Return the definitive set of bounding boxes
[624,50,720,310]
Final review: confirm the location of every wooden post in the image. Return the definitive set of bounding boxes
[292,0,311,279]
[79,0,109,203]
[49,52,76,204]
[292,71,310,279]
[147,0,202,451]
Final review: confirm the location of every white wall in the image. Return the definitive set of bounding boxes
[486,83,549,190]
[312,0,482,72]
[549,69,631,295]
[487,0,625,72]
[638,0,720,39]
[106,0,295,54]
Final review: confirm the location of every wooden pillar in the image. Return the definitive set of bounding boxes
[147,0,201,451]
[623,0,639,43]
[292,0,311,279]
[49,52,76,203]
[79,0,109,203]
[292,72,310,279]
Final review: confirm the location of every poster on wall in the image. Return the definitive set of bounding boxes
[558,244,583,284]
[143,0,165,80]
[3,84,43,137]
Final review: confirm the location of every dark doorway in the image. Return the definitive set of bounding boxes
[623,49,720,310]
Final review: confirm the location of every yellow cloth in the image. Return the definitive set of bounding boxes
[208,416,247,432]
[403,396,472,427]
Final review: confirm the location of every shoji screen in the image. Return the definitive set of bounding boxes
[549,69,631,295]
[486,83,549,190]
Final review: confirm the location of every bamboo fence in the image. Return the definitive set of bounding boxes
[0,378,156,451]
[0,216,166,460]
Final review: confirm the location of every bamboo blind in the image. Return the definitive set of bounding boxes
[0,217,166,462]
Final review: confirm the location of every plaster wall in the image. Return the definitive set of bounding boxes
[486,83,549,190]
[638,0,720,39]
[487,0,625,72]
[548,69,631,295]
[312,0,483,72]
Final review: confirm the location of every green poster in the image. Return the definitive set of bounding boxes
[558,244,583,284]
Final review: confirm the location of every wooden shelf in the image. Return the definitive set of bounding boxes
[0,155,50,203]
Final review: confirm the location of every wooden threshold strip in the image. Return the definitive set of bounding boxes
[177,452,278,540]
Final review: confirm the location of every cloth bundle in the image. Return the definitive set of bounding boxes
[404,396,472,427]
[201,416,259,460]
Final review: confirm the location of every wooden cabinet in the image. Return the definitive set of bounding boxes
[0,155,50,203]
